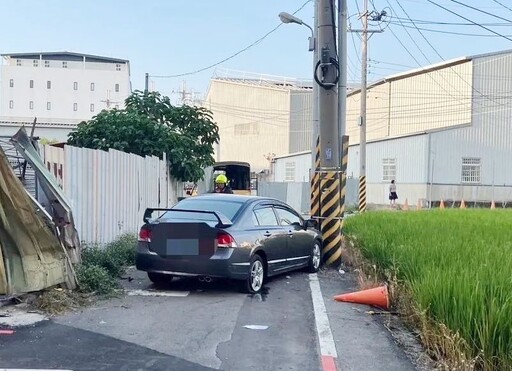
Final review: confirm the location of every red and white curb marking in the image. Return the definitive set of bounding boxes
[309,274,338,371]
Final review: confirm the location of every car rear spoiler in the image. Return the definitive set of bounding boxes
[143,208,233,228]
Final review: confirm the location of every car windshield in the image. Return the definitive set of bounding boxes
[161,198,244,222]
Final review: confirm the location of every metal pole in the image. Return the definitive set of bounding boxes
[145,73,149,93]
[318,0,341,266]
[358,0,368,212]
[338,0,347,138]
[311,0,320,174]
[310,0,322,224]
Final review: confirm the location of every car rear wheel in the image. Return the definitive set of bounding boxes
[240,255,265,294]
[308,241,322,273]
[148,272,173,285]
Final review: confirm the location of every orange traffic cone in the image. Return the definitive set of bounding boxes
[440,199,445,209]
[403,198,409,211]
[460,199,466,209]
[334,285,390,310]
[491,200,496,209]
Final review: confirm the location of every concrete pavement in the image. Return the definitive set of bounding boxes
[0,267,425,370]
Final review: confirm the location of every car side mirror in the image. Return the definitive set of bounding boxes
[305,218,318,229]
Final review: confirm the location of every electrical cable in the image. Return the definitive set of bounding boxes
[151,0,312,78]
[425,0,512,42]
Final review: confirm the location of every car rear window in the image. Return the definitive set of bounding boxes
[162,199,244,222]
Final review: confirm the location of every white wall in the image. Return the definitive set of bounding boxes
[0,55,130,122]
[273,152,311,182]
[42,145,181,244]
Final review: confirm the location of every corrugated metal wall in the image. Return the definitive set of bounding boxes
[43,145,181,245]
[346,61,473,145]
[289,90,313,153]
[0,136,37,196]
[431,52,512,187]
[205,80,291,170]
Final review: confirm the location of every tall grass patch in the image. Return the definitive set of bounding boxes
[344,209,512,370]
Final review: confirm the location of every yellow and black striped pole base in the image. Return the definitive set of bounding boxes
[340,135,349,241]
[359,175,367,212]
[310,136,321,218]
[320,171,342,266]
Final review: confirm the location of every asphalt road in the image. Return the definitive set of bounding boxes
[0,268,420,371]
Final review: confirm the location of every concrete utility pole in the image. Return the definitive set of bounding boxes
[145,73,149,93]
[359,0,369,212]
[350,0,385,212]
[317,0,342,266]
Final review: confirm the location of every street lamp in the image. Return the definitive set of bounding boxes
[278,12,315,51]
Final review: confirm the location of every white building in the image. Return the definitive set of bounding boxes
[204,70,313,172]
[272,49,512,206]
[0,52,131,141]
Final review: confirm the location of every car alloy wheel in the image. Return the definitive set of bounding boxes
[308,242,322,273]
[250,258,264,292]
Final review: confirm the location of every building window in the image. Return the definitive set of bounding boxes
[90,82,95,91]
[44,60,50,68]
[30,80,34,88]
[234,123,259,136]
[16,59,22,66]
[115,83,120,92]
[90,104,95,112]
[33,59,39,67]
[62,61,68,68]
[29,101,34,110]
[73,81,78,90]
[9,79,14,88]
[382,158,397,181]
[47,80,51,89]
[73,103,78,111]
[285,162,296,182]
[47,102,51,110]
[461,158,481,184]
[9,100,14,109]
[116,64,121,71]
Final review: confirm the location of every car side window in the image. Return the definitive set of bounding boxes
[253,207,279,226]
[275,207,302,226]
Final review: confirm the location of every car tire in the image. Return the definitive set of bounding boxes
[240,255,265,294]
[147,272,173,285]
[307,241,322,273]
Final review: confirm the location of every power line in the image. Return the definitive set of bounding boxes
[391,16,511,26]
[151,0,312,78]
[492,0,512,14]
[425,0,512,42]
[394,0,506,107]
[388,22,512,37]
[446,0,512,24]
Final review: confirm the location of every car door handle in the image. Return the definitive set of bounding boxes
[263,232,272,237]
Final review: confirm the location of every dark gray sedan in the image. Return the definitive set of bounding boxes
[136,194,323,293]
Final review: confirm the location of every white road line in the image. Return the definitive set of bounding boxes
[309,273,338,358]
[0,369,73,371]
[125,289,189,297]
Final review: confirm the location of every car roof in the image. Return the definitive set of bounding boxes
[181,194,282,205]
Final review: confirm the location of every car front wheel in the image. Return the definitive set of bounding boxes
[308,241,322,273]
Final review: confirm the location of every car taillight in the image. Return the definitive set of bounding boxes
[138,226,152,242]
[217,232,237,248]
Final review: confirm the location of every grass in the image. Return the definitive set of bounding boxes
[76,233,137,296]
[344,209,512,370]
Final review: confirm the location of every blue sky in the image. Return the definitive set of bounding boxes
[2,0,512,101]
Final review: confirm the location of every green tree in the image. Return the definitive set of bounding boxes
[67,91,219,182]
